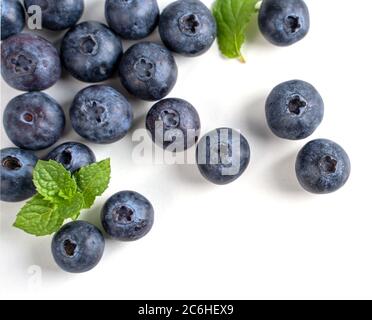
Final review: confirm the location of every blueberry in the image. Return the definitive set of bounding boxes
[45,142,96,173]
[24,0,84,31]
[1,33,61,91]
[265,80,324,140]
[296,139,351,194]
[196,128,251,185]
[52,221,105,273]
[0,148,38,202]
[258,0,310,46]
[3,92,65,151]
[61,21,123,83]
[105,0,159,40]
[146,98,201,151]
[119,42,178,101]
[70,85,133,144]
[159,0,217,57]
[1,0,25,40]
[101,191,154,241]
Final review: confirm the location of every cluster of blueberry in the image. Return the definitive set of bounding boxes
[0,0,350,273]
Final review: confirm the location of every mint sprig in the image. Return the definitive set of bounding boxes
[213,0,260,62]
[14,159,111,236]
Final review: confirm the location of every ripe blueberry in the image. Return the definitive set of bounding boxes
[52,221,105,273]
[105,0,159,40]
[24,0,84,31]
[1,0,25,40]
[3,92,65,151]
[0,148,38,202]
[61,21,123,83]
[265,80,324,140]
[119,42,178,101]
[296,139,351,194]
[101,191,154,241]
[258,0,310,46]
[196,128,251,185]
[70,85,133,144]
[146,98,201,151]
[159,0,217,57]
[1,33,61,91]
[45,142,96,173]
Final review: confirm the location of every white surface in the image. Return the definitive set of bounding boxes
[1,0,372,300]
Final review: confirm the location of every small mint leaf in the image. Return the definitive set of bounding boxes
[213,0,258,62]
[33,160,77,202]
[13,195,64,236]
[75,159,111,209]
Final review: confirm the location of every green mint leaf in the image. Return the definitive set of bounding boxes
[75,159,111,209]
[33,160,77,202]
[13,195,64,236]
[57,192,84,220]
[213,0,258,62]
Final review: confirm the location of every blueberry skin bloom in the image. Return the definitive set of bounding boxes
[196,128,251,185]
[1,0,25,40]
[61,21,123,83]
[4,92,65,151]
[1,148,38,202]
[101,191,154,241]
[70,85,133,144]
[105,0,159,40]
[119,42,178,101]
[296,139,351,194]
[45,142,96,173]
[159,0,217,57]
[1,33,61,91]
[146,98,201,151]
[24,0,84,31]
[52,221,105,273]
[258,0,310,47]
[266,80,324,140]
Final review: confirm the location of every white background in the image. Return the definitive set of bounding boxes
[1,0,372,300]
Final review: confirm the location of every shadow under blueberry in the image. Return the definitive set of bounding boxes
[31,237,61,274]
[270,151,305,194]
[242,94,276,142]
[174,162,209,186]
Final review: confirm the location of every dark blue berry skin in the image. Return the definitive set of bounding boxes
[70,85,133,144]
[266,80,324,140]
[196,128,250,185]
[259,0,310,47]
[52,221,105,273]
[146,98,201,151]
[45,142,96,173]
[119,42,178,101]
[3,92,65,151]
[1,148,37,202]
[101,191,154,241]
[1,33,61,91]
[296,139,351,194]
[1,0,25,40]
[61,21,123,83]
[105,0,159,40]
[159,0,217,57]
[24,0,84,31]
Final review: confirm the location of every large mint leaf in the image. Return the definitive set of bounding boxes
[33,160,77,202]
[75,159,111,209]
[213,0,258,62]
[13,195,64,236]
